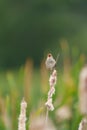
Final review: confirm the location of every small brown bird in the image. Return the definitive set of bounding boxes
[45,53,59,71]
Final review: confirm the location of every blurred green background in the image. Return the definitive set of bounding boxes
[0,0,87,68]
[0,1,87,130]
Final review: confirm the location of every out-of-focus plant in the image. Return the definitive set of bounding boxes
[0,43,86,130]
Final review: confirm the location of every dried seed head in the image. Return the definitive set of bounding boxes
[45,98,54,111]
[18,98,27,130]
[78,118,87,130]
[49,69,57,87]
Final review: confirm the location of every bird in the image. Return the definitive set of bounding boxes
[45,53,56,71]
[45,53,60,71]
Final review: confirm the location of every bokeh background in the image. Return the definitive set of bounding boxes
[0,0,87,68]
[0,0,87,130]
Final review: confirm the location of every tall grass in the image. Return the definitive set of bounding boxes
[0,44,86,130]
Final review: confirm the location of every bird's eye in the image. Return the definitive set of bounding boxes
[48,54,51,57]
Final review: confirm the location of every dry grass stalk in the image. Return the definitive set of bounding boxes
[18,98,27,130]
[78,118,87,130]
[45,69,57,111]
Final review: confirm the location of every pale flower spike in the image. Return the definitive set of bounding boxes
[45,98,54,111]
[78,118,87,130]
[18,98,27,130]
[45,53,57,111]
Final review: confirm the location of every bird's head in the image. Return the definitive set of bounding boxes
[47,53,53,58]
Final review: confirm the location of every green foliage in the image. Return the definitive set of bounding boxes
[0,48,85,130]
[0,1,87,67]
